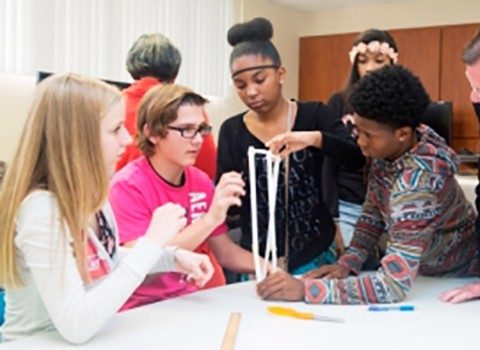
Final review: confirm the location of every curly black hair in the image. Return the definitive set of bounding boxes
[349,65,431,129]
[227,17,281,68]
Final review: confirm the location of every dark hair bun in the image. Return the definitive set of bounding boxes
[227,17,273,46]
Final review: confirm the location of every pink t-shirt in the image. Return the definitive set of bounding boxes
[109,157,227,310]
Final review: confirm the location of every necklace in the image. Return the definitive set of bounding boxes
[278,99,293,271]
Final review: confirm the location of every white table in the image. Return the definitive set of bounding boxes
[455,174,477,208]
[1,277,479,349]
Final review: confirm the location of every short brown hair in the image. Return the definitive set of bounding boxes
[136,84,208,157]
[463,29,480,65]
[126,33,181,82]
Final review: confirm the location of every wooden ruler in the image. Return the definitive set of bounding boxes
[221,312,241,350]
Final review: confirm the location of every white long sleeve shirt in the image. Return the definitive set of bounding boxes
[1,190,176,344]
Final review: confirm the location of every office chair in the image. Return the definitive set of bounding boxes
[420,101,453,146]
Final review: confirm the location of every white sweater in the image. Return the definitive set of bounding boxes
[1,190,176,344]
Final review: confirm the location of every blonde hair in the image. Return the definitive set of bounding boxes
[0,73,121,288]
[136,84,207,157]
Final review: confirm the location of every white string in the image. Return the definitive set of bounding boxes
[248,147,262,281]
[248,146,281,281]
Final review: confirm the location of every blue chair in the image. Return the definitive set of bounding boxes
[0,289,5,326]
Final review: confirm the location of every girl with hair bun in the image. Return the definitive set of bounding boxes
[216,18,364,277]
[323,29,398,254]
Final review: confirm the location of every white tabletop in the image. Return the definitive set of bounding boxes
[1,277,479,349]
[455,174,477,208]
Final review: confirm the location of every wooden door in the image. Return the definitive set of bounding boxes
[389,27,441,101]
[299,32,357,102]
[298,24,480,153]
[299,28,441,104]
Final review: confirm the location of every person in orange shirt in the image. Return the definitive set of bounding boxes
[116,33,217,179]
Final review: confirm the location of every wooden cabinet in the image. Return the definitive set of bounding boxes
[299,23,480,153]
[299,33,356,102]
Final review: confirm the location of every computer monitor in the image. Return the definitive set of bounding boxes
[37,71,131,90]
[420,101,452,146]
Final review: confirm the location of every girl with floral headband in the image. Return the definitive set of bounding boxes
[319,29,398,265]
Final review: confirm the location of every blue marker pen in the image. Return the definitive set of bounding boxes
[368,305,415,312]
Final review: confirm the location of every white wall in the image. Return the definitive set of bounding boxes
[299,0,480,36]
[2,0,479,162]
[198,0,480,141]
[0,75,36,162]
[206,0,307,134]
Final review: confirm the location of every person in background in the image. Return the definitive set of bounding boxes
[323,29,398,253]
[109,84,259,310]
[117,32,217,179]
[0,74,213,343]
[257,65,479,304]
[216,17,364,277]
[439,29,480,303]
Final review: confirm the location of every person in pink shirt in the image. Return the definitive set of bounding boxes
[109,84,259,310]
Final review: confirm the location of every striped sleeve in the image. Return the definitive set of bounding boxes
[305,189,439,304]
[336,191,386,275]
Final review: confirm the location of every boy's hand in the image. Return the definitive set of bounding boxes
[256,270,305,301]
[205,172,245,226]
[438,282,480,303]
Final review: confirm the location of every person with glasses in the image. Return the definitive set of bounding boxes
[0,74,213,343]
[216,17,364,278]
[439,29,480,303]
[109,84,259,310]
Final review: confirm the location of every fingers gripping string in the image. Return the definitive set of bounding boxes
[248,147,282,281]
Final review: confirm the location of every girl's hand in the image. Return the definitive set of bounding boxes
[173,249,214,288]
[145,203,187,247]
[334,223,346,257]
[265,131,322,157]
[301,264,350,280]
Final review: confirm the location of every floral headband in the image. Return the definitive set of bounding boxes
[349,41,398,64]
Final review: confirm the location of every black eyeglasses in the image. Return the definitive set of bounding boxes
[167,124,212,139]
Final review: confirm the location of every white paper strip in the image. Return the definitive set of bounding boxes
[248,146,281,281]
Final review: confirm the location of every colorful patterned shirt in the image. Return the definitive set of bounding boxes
[305,124,479,304]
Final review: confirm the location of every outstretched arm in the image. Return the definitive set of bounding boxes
[258,189,440,304]
[15,194,202,344]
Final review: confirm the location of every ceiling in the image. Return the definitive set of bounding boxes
[269,0,407,11]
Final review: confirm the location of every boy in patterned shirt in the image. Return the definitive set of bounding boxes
[258,65,480,304]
